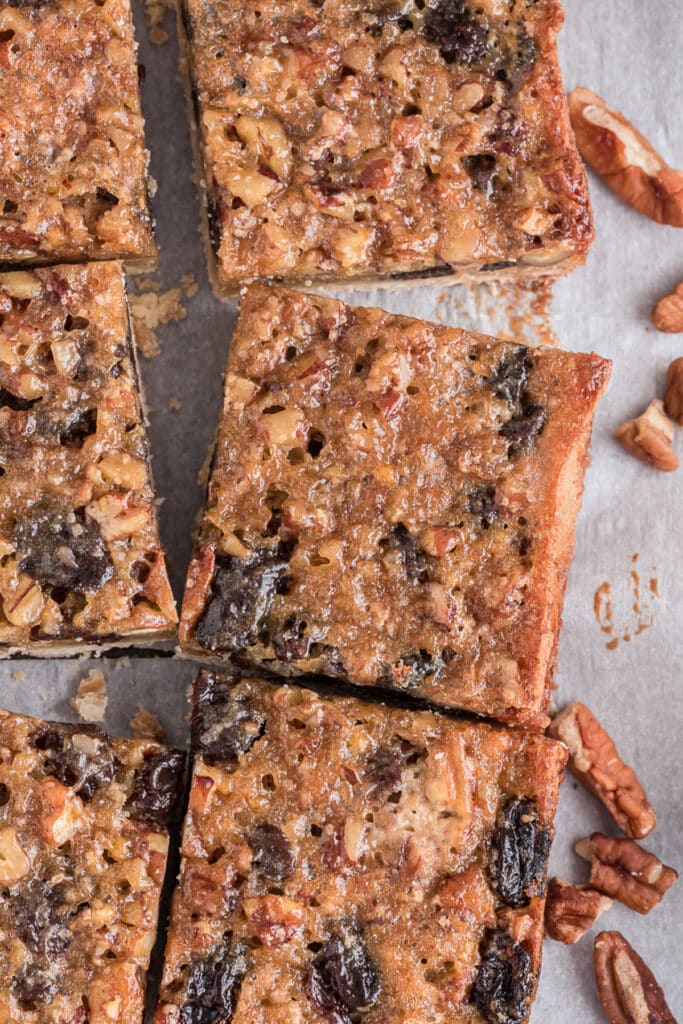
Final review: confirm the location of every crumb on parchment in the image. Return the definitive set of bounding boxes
[168,395,182,411]
[70,668,108,722]
[144,0,174,45]
[129,704,166,742]
[129,274,199,359]
[11,670,25,682]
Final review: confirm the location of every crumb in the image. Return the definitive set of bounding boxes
[114,656,132,672]
[11,670,25,682]
[435,279,557,348]
[129,274,198,359]
[39,691,47,701]
[129,705,166,742]
[197,439,216,488]
[168,395,182,411]
[70,668,108,722]
[144,0,174,45]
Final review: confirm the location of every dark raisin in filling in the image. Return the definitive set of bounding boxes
[472,930,533,1024]
[489,797,550,908]
[191,669,267,764]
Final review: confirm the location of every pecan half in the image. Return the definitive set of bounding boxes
[549,703,656,839]
[593,931,676,1024]
[615,400,679,472]
[569,88,683,227]
[545,878,612,945]
[653,284,683,334]
[664,357,683,426]
[576,833,677,914]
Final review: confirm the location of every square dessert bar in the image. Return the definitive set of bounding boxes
[180,286,610,728]
[0,0,156,269]
[0,262,177,654]
[0,706,184,1023]
[154,670,567,1024]
[179,0,592,295]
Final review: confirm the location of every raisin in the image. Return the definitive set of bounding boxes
[381,524,429,584]
[58,408,97,447]
[480,261,516,272]
[462,154,498,193]
[128,749,184,827]
[271,615,311,662]
[472,931,532,1024]
[15,502,113,593]
[489,798,550,908]
[206,196,223,255]
[468,484,498,528]
[34,724,115,801]
[488,348,531,407]
[487,111,527,156]
[499,403,546,455]
[13,878,72,956]
[307,918,380,1023]
[180,938,250,1024]
[95,186,119,207]
[423,0,489,66]
[510,29,538,89]
[367,4,414,35]
[191,669,266,764]
[367,745,404,793]
[11,967,58,1010]
[194,548,290,653]
[381,649,443,690]
[248,822,295,882]
[0,386,39,411]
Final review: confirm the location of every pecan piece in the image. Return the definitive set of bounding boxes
[615,400,678,472]
[569,88,683,227]
[549,703,656,839]
[653,284,683,334]
[593,931,676,1024]
[575,833,677,914]
[545,878,612,945]
[664,357,683,426]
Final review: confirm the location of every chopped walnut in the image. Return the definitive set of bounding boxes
[70,668,108,723]
[569,88,683,227]
[545,877,612,945]
[0,826,30,884]
[129,705,166,742]
[664,357,683,426]
[549,703,656,839]
[652,283,683,334]
[593,931,676,1024]
[576,833,677,915]
[615,400,679,472]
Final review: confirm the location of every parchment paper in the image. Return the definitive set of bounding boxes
[1,1,681,1019]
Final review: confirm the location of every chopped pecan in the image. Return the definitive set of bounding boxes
[615,400,679,472]
[664,357,683,426]
[576,833,677,914]
[652,283,683,334]
[593,931,676,1024]
[569,88,683,227]
[545,877,612,944]
[549,703,656,839]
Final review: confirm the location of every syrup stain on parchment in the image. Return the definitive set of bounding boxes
[594,554,660,650]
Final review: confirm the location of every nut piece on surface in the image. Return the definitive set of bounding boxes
[664,357,683,425]
[70,668,108,722]
[0,826,30,884]
[569,88,683,227]
[653,284,683,334]
[549,703,656,839]
[576,833,678,914]
[615,400,679,472]
[593,931,676,1024]
[545,877,612,944]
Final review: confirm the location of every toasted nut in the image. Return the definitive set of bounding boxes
[243,895,306,947]
[569,88,683,227]
[615,400,678,472]
[0,271,42,299]
[653,284,683,334]
[593,931,675,1024]
[664,357,683,426]
[545,878,612,944]
[549,703,656,839]
[0,826,30,883]
[576,833,677,914]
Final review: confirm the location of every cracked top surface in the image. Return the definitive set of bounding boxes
[0,706,184,1024]
[0,0,156,268]
[180,286,610,727]
[0,262,177,652]
[155,672,566,1024]
[181,0,592,288]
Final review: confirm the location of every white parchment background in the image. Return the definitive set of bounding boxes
[1,1,681,1019]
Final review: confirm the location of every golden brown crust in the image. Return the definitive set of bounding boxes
[0,706,184,1023]
[179,285,610,727]
[0,0,157,268]
[0,262,177,653]
[178,0,593,294]
[154,671,567,1024]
